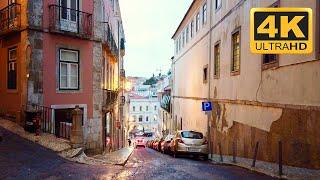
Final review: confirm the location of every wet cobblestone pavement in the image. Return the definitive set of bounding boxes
[114,147,274,180]
[0,127,122,179]
[0,127,273,179]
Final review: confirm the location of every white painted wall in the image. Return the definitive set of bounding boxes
[172,0,320,135]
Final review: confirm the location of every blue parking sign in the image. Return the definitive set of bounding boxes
[202,101,213,111]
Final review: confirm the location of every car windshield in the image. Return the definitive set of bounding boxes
[181,131,203,139]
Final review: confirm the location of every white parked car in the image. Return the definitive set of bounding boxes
[135,135,146,148]
[169,130,208,159]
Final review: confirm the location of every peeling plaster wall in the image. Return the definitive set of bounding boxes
[172,0,320,169]
[216,104,283,132]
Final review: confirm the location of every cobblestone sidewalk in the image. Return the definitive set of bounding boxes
[210,154,320,179]
[0,118,133,166]
[0,118,71,152]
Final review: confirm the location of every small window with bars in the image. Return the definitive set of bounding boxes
[203,65,208,83]
[214,43,220,78]
[231,29,240,74]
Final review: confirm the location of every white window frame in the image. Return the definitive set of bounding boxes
[186,27,189,43]
[196,12,200,32]
[190,20,194,38]
[215,0,222,11]
[202,3,207,24]
[59,49,79,90]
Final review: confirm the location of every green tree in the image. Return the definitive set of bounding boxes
[143,76,157,85]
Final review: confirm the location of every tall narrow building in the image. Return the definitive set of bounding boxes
[0,0,126,154]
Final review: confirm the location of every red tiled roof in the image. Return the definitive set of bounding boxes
[128,93,148,99]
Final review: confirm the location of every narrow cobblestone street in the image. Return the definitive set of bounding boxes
[1,127,273,179]
[0,127,122,179]
[115,147,273,179]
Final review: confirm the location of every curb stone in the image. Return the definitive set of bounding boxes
[115,147,134,166]
[210,160,286,179]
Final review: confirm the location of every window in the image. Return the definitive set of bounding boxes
[59,49,79,89]
[154,105,157,110]
[214,43,220,78]
[146,106,149,111]
[133,106,135,111]
[182,31,185,47]
[179,36,182,51]
[202,3,207,24]
[132,115,136,122]
[146,116,149,122]
[196,12,200,32]
[231,30,240,74]
[186,27,189,43]
[139,115,143,122]
[175,41,178,54]
[215,0,222,10]
[190,20,194,38]
[262,54,278,70]
[7,47,17,90]
[140,106,142,111]
[203,65,208,83]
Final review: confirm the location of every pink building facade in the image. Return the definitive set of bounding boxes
[0,0,126,154]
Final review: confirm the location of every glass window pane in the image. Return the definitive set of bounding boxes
[60,63,67,76]
[60,50,78,62]
[70,63,78,76]
[61,0,68,19]
[60,76,67,88]
[60,63,67,88]
[9,49,17,60]
[70,76,78,88]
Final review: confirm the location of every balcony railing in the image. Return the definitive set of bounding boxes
[120,69,125,78]
[49,5,92,39]
[161,95,171,113]
[120,38,125,56]
[103,89,118,109]
[0,3,21,36]
[103,24,119,57]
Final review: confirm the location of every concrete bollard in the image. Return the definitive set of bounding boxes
[70,105,84,148]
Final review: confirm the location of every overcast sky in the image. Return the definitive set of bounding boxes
[119,0,193,78]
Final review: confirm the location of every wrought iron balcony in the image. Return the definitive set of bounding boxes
[120,69,125,78]
[103,89,118,109]
[49,5,92,39]
[161,95,171,113]
[120,38,125,56]
[103,24,119,58]
[0,3,21,36]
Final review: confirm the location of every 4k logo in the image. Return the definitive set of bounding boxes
[250,8,312,54]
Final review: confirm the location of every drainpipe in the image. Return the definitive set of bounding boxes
[207,0,213,159]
